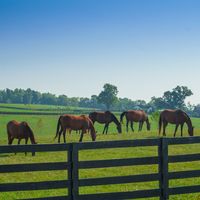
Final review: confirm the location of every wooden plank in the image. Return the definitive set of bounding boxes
[68,144,73,200]
[169,153,200,163]
[77,139,160,150]
[167,137,200,145]
[159,138,169,200]
[0,143,70,154]
[169,170,200,180]
[0,162,69,173]
[76,189,160,200]
[169,185,200,195]
[79,173,159,186]
[72,144,79,200]
[0,180,69,192]
[79,156,158,169]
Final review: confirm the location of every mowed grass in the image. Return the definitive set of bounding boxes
[0,103,95,114]
[0,114,200,200]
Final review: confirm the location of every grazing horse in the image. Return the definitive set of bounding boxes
[89,111,122,134]
[120,110,151,132]
[7,120,37,155]
[159,109,194,137]
[55,114,96,143]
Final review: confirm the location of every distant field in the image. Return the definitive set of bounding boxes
[0,103,97,114]
[0,104,200,200]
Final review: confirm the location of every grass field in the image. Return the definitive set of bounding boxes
[0,103,97,114]
[0,104,200,199]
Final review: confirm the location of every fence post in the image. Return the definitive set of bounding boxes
[159,138,169,200]
[68,144,73,200]
[71,143,79,200]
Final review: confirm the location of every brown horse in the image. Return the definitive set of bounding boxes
[120,110,150,132]
[55,114,96,143]
[7,120,37,155]
[89,111,122,134]
[159,109,194,137]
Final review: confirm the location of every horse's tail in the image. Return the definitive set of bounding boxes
[89,120,96,141]
[146,116,151,131]
[7,123,11,144]
[120,112,127,123]
[55,116,62,140]
[159,114,162,135]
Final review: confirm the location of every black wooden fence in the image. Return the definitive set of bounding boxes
[0,137,200,200]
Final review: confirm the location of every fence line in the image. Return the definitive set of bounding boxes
[0,137,200,200]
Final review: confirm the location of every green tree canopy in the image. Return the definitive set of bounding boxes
[163,86,193,109]
[97,83,118,110]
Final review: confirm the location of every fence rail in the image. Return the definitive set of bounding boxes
[0,137,200,200]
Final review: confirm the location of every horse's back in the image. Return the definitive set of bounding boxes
[7,120,20,131]
[7,120,24,138]
[60,114,90,129]
[160,109,187,124]
[127,110,147,121]
[89,111,112,124]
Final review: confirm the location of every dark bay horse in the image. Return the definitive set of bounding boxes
[7,120,37,155]
[120,110,150,132]
[89,111,122,134]
[159,109,194,137]
[55,114,96,143]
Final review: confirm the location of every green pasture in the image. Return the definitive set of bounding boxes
[0,112,200,200]
[0,103,95,114]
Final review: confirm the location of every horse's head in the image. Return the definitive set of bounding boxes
[91,131,97,141]
[26,124,37,144]
[117,124,122,134]
[188,126,194,136]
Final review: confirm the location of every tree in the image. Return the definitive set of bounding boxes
[163,86,193,109]
[150,96,168,111]
[97,83,118,110]
[192,104,200,117]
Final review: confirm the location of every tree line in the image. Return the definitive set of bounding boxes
[0,84,199,117]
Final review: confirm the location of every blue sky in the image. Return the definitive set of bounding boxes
[0,0,200,104]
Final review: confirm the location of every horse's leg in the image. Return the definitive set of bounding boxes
[79,130,84,142]
[141,121,144,131]
[8,137,14,145]
[58,128,63,143]
[106,123,109,134]
[15,139,21,155]
[138,122,141,132]
[8,137,14,155]
[130,122,134,132]
[63,128,67,143]
[25,138,28,156]
[103,124,107,134]
[126,120,129,133]
[181,124,184,137]
[163,122,168,136]
[173,124,179,137]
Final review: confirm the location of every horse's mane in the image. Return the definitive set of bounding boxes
[176,109,192,127]
[183,111,192,124]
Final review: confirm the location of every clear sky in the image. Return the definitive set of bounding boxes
[0,0,200,104]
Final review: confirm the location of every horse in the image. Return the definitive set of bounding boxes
[55,114,96,143]
[7,120,37,156]
[120,110,150,132]
[89,111,122,134]
[159,109,194,137]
